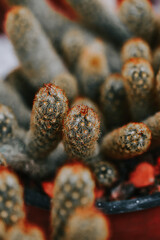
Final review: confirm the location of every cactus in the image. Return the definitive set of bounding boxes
[5,68,36,108]
[100,73,128,130]
[5,6,69,89]
[76,40,109,100]
[143,112,160,148]
[66,0,131,46]
[119,0,156,42]
[0,221,6,240]
[52,73,78,104]
[63,105,100,160]
[153,47,160,75]
[91,161,118,187]
[0,168,24,226]
[0,105,18,145]
[26,84,68,159]
[0,82,30,130]
[101,123,151,160]
[6,223,45,240]
[61,28,91,70]
[121,38,152,63]
[122,58,155,121]
[51,163,95,240]
[64,207,110,240]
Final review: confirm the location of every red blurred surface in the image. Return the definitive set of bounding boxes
[26,205,160,240]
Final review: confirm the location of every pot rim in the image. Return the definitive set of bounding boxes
[24,188,160,214]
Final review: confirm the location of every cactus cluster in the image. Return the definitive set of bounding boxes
[1,0,160,239]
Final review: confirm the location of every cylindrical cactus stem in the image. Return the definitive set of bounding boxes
[0,104,18,145]
[5,6,69,89]
[52,73,78,104]
[63,105,100,160]
[119,0,156,43]
[100,73,128,131]
[5,68,36,108]
[26,84,68,159]
[64,207,110,240]
[101,123,151,160]
[51,163,95,240]
[1,142,68,179]
[121,38,152,63]
[72,97,106,137]
[0,81,30,130]
[61,27,92,70]
[156,70,160,109]
[65,0,131,47]
[76,40,109,100]
[153,47,160,75]
[0,168,25,226]
[90,160,118,187]
[143,112,160,148]
[6,0,78,53]
[0,221,6,240]
[122,58,155,121]
[7,223,45,240]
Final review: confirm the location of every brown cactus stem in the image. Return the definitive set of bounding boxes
[26,84,68,159]
[0,168,25,227]
[65,0,131,47]
[143,112,160,148]
[101,123,151,160]
[52,73,78,104]
[121,38,152,63]
[90,160,118,188]
[64,207,110,240]
[0,142,67,179]
[7,222,45,240]
[119,0,156,43]
[51,163,95,240]
[5,68,36,109]
[100,73,128,131]
[0,81,30,130]
[63,104,100,160]
[5,6,69,89]
[6,0,117,94]
[122,58,155,121]
[76,40,109,100]
[153,47,160,75]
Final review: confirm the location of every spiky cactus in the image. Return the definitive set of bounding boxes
[0,169,24,226]
[51,163,95,240]
[0,105,18,145]
[100,73,128,130]
[121,38,152,63]
[66,0,131,46]
[26,84,68,159]
[64,207,110,240]
[122,58,155,121]
[63,105,100,160]
[119,0,156,42]
[0,82,30,130]
[76,40,109,100]
[91,161,118,187]
[52,73,78,103]
[5,6,69,89]
[101,123,151,160]
[6,223,45,240]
